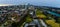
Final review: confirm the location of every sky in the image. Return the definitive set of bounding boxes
[0,0,60,8]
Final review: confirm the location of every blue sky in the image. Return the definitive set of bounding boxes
[0,0,60,8]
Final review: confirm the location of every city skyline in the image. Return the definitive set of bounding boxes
[0,0,60,8]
